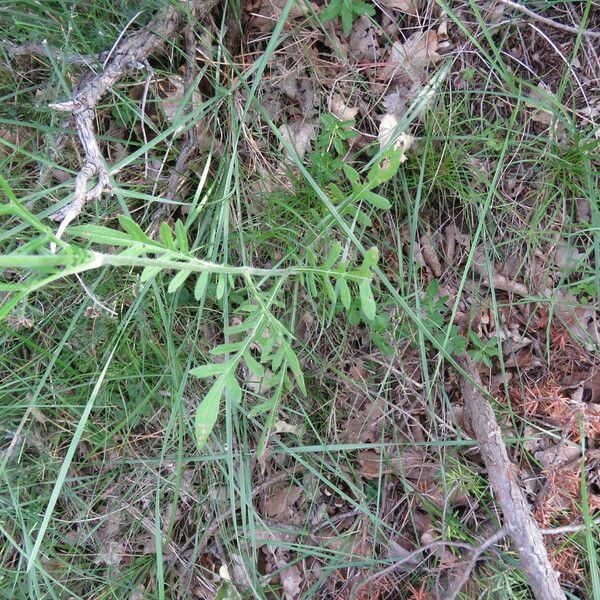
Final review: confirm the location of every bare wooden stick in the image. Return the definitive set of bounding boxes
[42,0,218,250]
[458,355,566,600]
[4,40,106,65]
[496,0,600,39]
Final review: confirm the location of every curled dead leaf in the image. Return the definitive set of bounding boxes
[378,0,418,15]
[246,0,312,34]
[378,114,414,158]
[280,564,302,600]
[420,230,442,277]
[330,94,359,121]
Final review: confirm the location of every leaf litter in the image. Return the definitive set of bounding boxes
[3,0,600,597]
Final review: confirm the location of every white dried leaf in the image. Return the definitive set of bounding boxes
[378,113,399,149]
[396,133,414,159]
[219,564,232,581]
[272,420,298,434]
[279,121,316,159]
[378,114,414,160]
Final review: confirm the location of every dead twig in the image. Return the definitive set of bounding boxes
[497,0,600,39]
[540,517,600,536]
[41,0,218,250]
[458,355,566,600]
[441,515,600,600]
[148,24,201,235]
[4,40,106,65]
[351,540,479,600]
[445,527,508,600]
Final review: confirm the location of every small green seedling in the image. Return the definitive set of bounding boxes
[320,0,376,36]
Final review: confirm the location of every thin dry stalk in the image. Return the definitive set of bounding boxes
[445,527,508,600]
[497,0,600,39]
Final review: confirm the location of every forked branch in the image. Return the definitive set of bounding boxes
[40,0,218,250]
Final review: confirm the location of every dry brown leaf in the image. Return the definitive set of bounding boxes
[280,564,302,600]
[379,30,441,84]
[584,370,600,404]
[263,485,303,519]
[5,314,34,330]
[348,16,380,62]
[553,291,594,346]
[378,0,418,15]
[420,230,442,277]
[279,72,317,117]
[386,538,422,571]
[246,0,311,34]
[359,450,397,478]
[348,360,366,380]
[553,243,585,270]
[279,120,316,159]
[358,449,434,481]
[576,198,591,223]
[535,443,581,471]
[472,248,529,296]
[160,76,201,124]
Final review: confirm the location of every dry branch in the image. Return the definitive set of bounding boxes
[497,0,600,39]
[445,527,508,600]
[41,0,218,249]
[5,40,105,65]
[458,355,566,600]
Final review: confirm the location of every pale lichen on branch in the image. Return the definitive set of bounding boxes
[36,0,219,251]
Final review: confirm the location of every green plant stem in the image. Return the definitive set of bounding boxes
[0,251,372,281]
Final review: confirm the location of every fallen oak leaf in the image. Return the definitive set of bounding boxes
[348,15,380,62]
[279,120,316,159]
[280,564,303,600]
[330,94,359,121]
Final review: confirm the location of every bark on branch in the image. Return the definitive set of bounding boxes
[458,355,566,600]
[31,0,218,249]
